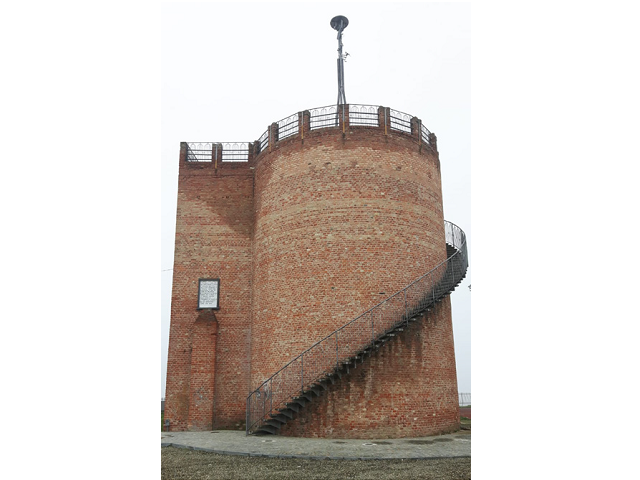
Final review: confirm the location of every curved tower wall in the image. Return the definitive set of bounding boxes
[250,122,447,392]
[279,297,459,438]
[165,104,461,437]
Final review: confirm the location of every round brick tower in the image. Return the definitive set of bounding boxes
[248,106,460,438]
[165,103,465,437]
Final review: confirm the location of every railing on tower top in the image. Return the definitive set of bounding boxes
[349,104,379,127]
[186,104,434,162]
[246,221,468,434]
[186,142,216,162]
[309,105,339,130]
[389,108,412,134]
[186,142,249,162]
[276,113,299,141]
[258,130,269,153]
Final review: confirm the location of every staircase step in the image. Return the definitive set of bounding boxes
[268,414,288,424]
[265,419,283,429]
[278,408,294,419]
[313,381,328,391]
[301,391,315,402]
[256,424,279,435]
[324,374,336,385]
[290,397,308,408]
[306,385,323,396]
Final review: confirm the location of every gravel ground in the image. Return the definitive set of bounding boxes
[161,446,471,479]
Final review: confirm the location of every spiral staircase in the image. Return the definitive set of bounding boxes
[246,221,468,435]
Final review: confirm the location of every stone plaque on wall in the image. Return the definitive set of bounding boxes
[198,278,220,310]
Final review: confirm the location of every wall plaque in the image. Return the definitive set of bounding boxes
[198,278,220,310]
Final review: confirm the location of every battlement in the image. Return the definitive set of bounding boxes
[180,103,438,169]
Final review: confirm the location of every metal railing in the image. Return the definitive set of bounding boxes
[221,142,249,162]
[277,113,299,141]
[421,123,432,145]
[459,393,471,406]
[389,109,412,134]
[310,105,339,130]
[186,142,249,162]
[186,104,436,163]
[349,104,379,127]
[246,221,468,434]
[186,142,215,162]
[258,130,269,153]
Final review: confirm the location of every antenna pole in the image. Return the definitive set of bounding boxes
[330,16,349,107]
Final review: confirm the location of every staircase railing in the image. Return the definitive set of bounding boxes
[246,221,468,434]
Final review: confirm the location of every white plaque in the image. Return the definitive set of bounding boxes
[198,279,220,309]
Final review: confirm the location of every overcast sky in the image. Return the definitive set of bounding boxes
[161,2,471,399]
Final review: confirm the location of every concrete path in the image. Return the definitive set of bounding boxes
[161,430,471,460]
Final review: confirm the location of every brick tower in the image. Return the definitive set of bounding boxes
[164,104,468,438]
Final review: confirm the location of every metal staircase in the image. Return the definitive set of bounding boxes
[246,221,468,435]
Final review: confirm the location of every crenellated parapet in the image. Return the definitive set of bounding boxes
[180,103,438,170]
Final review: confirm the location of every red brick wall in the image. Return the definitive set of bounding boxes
[279,297,460,438]
[164,148,254,431]
[250,126,446,391]
[166,117,460,437]
[187,315,218,430]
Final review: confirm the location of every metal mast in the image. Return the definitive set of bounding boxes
[330,15,349,107]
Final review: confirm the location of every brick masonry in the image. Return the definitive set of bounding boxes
[279,298,459,438]
[165,109,460,437]
[165,152,254,431]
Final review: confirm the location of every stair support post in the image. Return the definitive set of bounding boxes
[450,257,455,286]
[301,355,304,394]
[263,386,267,420]
[404,290,408,328]
[371,311,374,344]
[431,271,435,304]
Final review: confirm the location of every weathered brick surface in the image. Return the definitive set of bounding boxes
[166,120,459,437]
[165,149,254,431]
[250,127,446,391]
[187,316,218,430]
[279,297,459,438]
